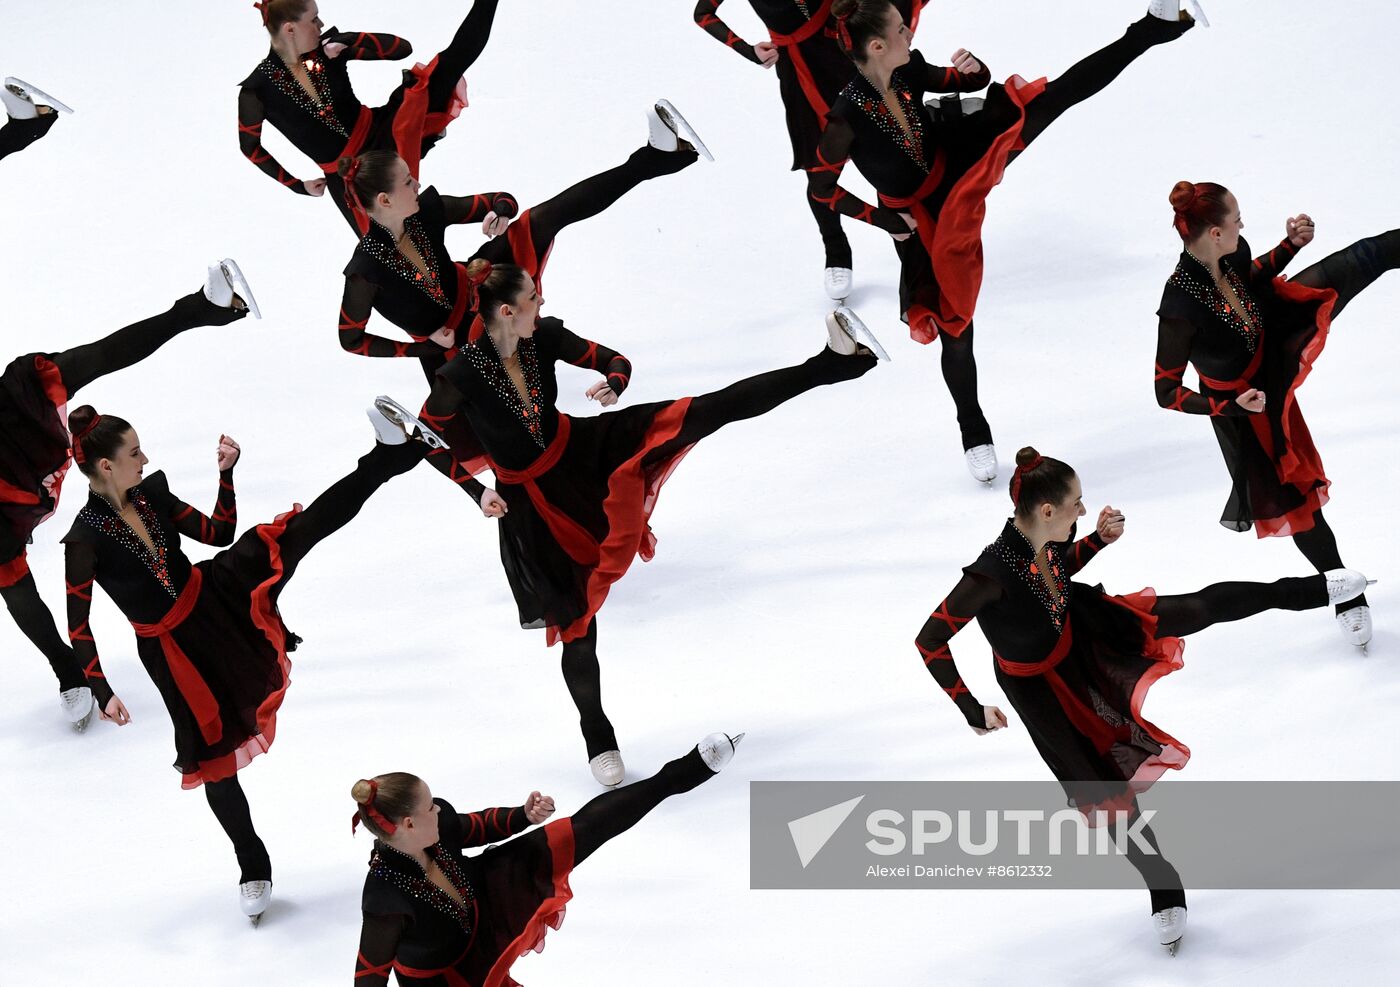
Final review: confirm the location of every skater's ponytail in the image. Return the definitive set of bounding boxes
[1169,180,1232,240]
[337,151,400,217]
[351,773,424,838]
[1010,446,1075,517]
[68,406,133,475]
[256,0,311,35]
[468,260,531,324]
[829,0,897,60]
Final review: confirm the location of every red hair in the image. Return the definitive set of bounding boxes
[1169,180,1232,241]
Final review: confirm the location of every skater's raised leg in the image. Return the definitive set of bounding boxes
[425,0,502,107]
[1288,229,1400,318]
[1150,573,1363,639]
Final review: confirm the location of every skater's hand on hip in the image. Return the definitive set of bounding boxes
[1236,388,1266,414]
[950,48,982,75]
[482,211,510,238]
[1096,506,1125,544]
[586,382,618,407]
[755,42,779,68]
[217,435,241,471]
[524,792,556,824]
[1286,213,1315,248]
[972,706,1007,735]
[892,212,917,242]
[101,695,131,726]
[479,489,508,518]
[304,177,328,197]
[323,41,348,59]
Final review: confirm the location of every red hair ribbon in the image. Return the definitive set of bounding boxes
[351,779,399,836]
[341,157,372,236]
[825,10,854,51]
[71,413,105,466]
[1009,454,1043,506]
[253,1,270,27]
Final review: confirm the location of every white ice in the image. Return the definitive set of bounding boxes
[2,1,1398,983]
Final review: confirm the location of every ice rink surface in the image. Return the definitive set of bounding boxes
[2,1,1397,983]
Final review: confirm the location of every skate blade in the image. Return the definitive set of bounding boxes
[655,99,713,162]
[834,306,890,362]
[249,913,262,928]
[374,395,448,450]
[5,77,74,114]
[1164,937,1181,956]
[72,707,95,733]
[220,260,262,321]
[1185,0,1210,28]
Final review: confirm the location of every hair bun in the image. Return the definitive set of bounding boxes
[465,258,492,280]
[1169,180,1198,212]
[67,404,99,435]
[336,156,357,179]
[351,779,374,805]
[831,0,860,16]
[1014,446,1041,468]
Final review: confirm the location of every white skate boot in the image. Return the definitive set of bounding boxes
[1324,569,1374,606]
[589,749,625,788]
[827,305,890,361]
[965,444,998,485]
[370,396,448,449]
[648,99,713,161]
[59,686,95,732]
[1148,0,1209,27]
[1153,906,1187,955]
[240,880,272,927]
[698,732,745,773]
[3,77,74,118]
[1337,605,1373,654]
[203,259,262,320]
[823,267,853,300]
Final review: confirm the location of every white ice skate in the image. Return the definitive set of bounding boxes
[3,77,74,118]
[59,686,95,733]
[589,749,625,788]
[698,732,745,773]
[827,305,890,361]
[824,267,853,301]
[1324,569,1375,606]
[1153,906,1187,955]
[370,396,448,450]
[649,99,713,162]
[203,259,262,320]
[1337,604,1373,654]
[1148,0,1209,27]
[965,444,998,485]
[239,880,272,926]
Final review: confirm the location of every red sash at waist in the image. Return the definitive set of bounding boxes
[391,946,471,985]
[768,0,833,45]
[995,616,1121,755]
[318,104,374,173]
[767,1,835,117]
[1196,340,1265,393]
[492,415,601,568]
[130,568,223,746]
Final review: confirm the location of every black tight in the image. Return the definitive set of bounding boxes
[561,619,617,760]
[426,0,501,108]
[1,572,84,690]
[276,441,426,575]
[1290,229,1400,319]
[1291,510,1366,612]
[0,112,58,162]
[1112,811,1186,913]
[1152,575,1323,639]
[205,776,272,883]
[939,325,992,450]
[51,290,242,396]
[807,193,852,269]
[571,747,715,864]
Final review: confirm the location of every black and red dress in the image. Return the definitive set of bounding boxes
[356,799,574,987]
[915,521,1189,812]
[422,319,874,646]
[62,470,298,788]
[0,353,72,589]
[1155,237,1335,538]
[238,5,493,233]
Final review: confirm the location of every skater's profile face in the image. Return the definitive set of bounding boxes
[1035,475,1085,543]
[864,5,912,68]
[373,157,422,222]
[398,782,441,848]
[1210,193,1244,254]
[99,429,148,492]
[491,275,544,337]
[283,2,324,55]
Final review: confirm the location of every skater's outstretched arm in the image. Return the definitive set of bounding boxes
[693,1,764,64]
[168,467,238,547]
[237,87,314,196]
[1153,318,1253,417]
[457,804,532,847]
[324,29,412,61]
[339,276,453,358]
[538,320,632,398]
[914,573,1001,729]
[353,913,407,987]
[808,119,911,234]
[62,542,116,713]
[440,190,518,226]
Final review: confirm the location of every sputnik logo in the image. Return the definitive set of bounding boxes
[787,796,865,868]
